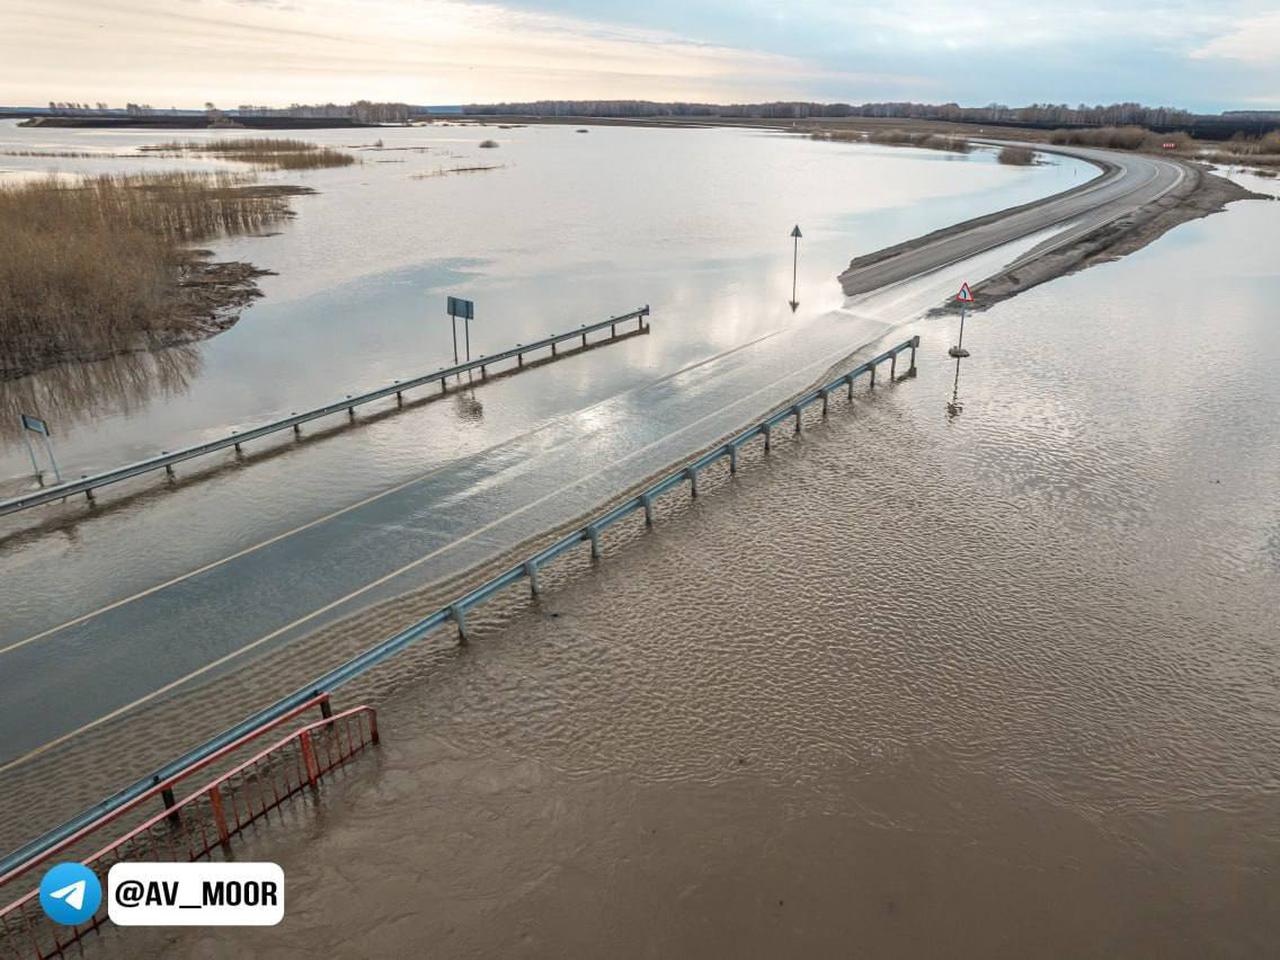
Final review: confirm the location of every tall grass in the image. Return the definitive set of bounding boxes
[0,173,293,378]
[1048,125,1280,167]
[997,145,1036,165]
[811,128,971,153]
[141,137,356,170]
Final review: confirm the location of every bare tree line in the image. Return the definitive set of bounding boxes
[462,99,1200,128]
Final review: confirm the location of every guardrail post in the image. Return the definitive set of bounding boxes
[161,786,180,825]
[890,354,897,380]
[524,560,540,596]
[208,787,230,847]
[581,331,587,347]
[85,482,96,502]
[729,444,738,475]
[232,432,242,453]
[847,374,855,400]
[909,335,919,374]
[300,731,319,788]
[869,365,877,389]
[440,378,447,394]
[163,460,174,478]
[642,493,655,526]
[793,405,803,434]
[292,415,301,436]
[551,341,557,356]
[763,422,771,452]
[685,466,698,498]
[610,323,616,337]
[517,349,523,367]
[821,390,829,417]
[587,524,601,558]
[480,364,486,378]
[450,604,468,643]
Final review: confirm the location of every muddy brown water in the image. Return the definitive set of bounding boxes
[71,190,1280,959]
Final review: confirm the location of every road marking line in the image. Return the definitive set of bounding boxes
[0,320,890,774]
[0,328,786,661]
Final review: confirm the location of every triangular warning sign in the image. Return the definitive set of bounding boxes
[956,282,974,303]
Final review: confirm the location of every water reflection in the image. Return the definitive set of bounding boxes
[946,353,965,419]
[0,346,200,448]
[452,377,484,422]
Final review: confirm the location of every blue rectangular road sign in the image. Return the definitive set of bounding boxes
[20,414,49,437]
[446,296,474,320]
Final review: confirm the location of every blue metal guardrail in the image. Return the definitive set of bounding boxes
[0,306,651,518]
[0,333,916,876]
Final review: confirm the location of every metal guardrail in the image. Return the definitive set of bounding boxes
[0,306,651,518]
[0,332,917,885]
[0,694,333,893]
[0,705,378,959]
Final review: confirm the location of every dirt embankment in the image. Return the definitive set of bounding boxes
[941,163,1267,314]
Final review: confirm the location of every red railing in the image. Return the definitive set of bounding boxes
[0,704,378,959]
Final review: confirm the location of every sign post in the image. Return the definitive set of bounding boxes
[446,296,475,364]
[20,413,62,484]
[949,282,973,359]
[789,225,802,312]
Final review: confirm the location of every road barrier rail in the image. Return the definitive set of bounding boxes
[0,705,378,959]
[0,306,650,518]
[0,332,917,907]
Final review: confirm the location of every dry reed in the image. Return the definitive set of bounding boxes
[0,172,294,377]
[141,137,356,170]
[997,145,1037,165]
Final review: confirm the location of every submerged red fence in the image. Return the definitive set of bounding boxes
[0,704,378,959]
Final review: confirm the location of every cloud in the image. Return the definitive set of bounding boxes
[1192,11,1280,63]
[0,0,920,106]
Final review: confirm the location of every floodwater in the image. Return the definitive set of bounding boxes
[0,121,1095,769]
[102,173,1279,958]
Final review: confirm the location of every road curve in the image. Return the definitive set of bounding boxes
[0,143,1192,774]
[839,144,1186,297]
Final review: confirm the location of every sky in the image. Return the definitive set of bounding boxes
[2,0,1277,112]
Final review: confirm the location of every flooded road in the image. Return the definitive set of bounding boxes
[0,122,1095,766]
[105,174,1280,958]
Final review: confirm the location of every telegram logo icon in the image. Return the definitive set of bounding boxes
[39,862,102,926]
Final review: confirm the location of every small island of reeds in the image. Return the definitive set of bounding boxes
[140,137,357,170]
[0,172,311,379]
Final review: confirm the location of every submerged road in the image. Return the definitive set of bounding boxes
[0,144,1188,768]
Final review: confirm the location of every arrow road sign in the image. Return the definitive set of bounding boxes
[789,225,803,312]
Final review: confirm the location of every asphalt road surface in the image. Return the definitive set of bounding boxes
[0,144,1189,769]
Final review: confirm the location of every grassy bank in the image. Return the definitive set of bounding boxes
[1049,126,1280,169]
[811,127,972,153]
[0,173,300,379]
[140,137,357,170]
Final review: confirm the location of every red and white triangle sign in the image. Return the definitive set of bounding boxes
[956,282,974,303]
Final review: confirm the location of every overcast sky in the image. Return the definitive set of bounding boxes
[3,0,1277,111]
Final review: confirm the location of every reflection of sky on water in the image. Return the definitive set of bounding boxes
[0,120,1091,487]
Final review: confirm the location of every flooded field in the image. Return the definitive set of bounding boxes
[105,174,1280,958]
[0,121,1097,772]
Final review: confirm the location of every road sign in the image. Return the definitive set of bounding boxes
[956,282,974,303]
[789,225,803,312]
[446,296,474,320]
[20,413,49,436]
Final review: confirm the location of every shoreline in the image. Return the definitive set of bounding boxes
[0,183,313,383]
[939,160,1267,313]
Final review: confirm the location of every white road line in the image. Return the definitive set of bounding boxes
[0,326,890,773]
[0,327,786,661]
